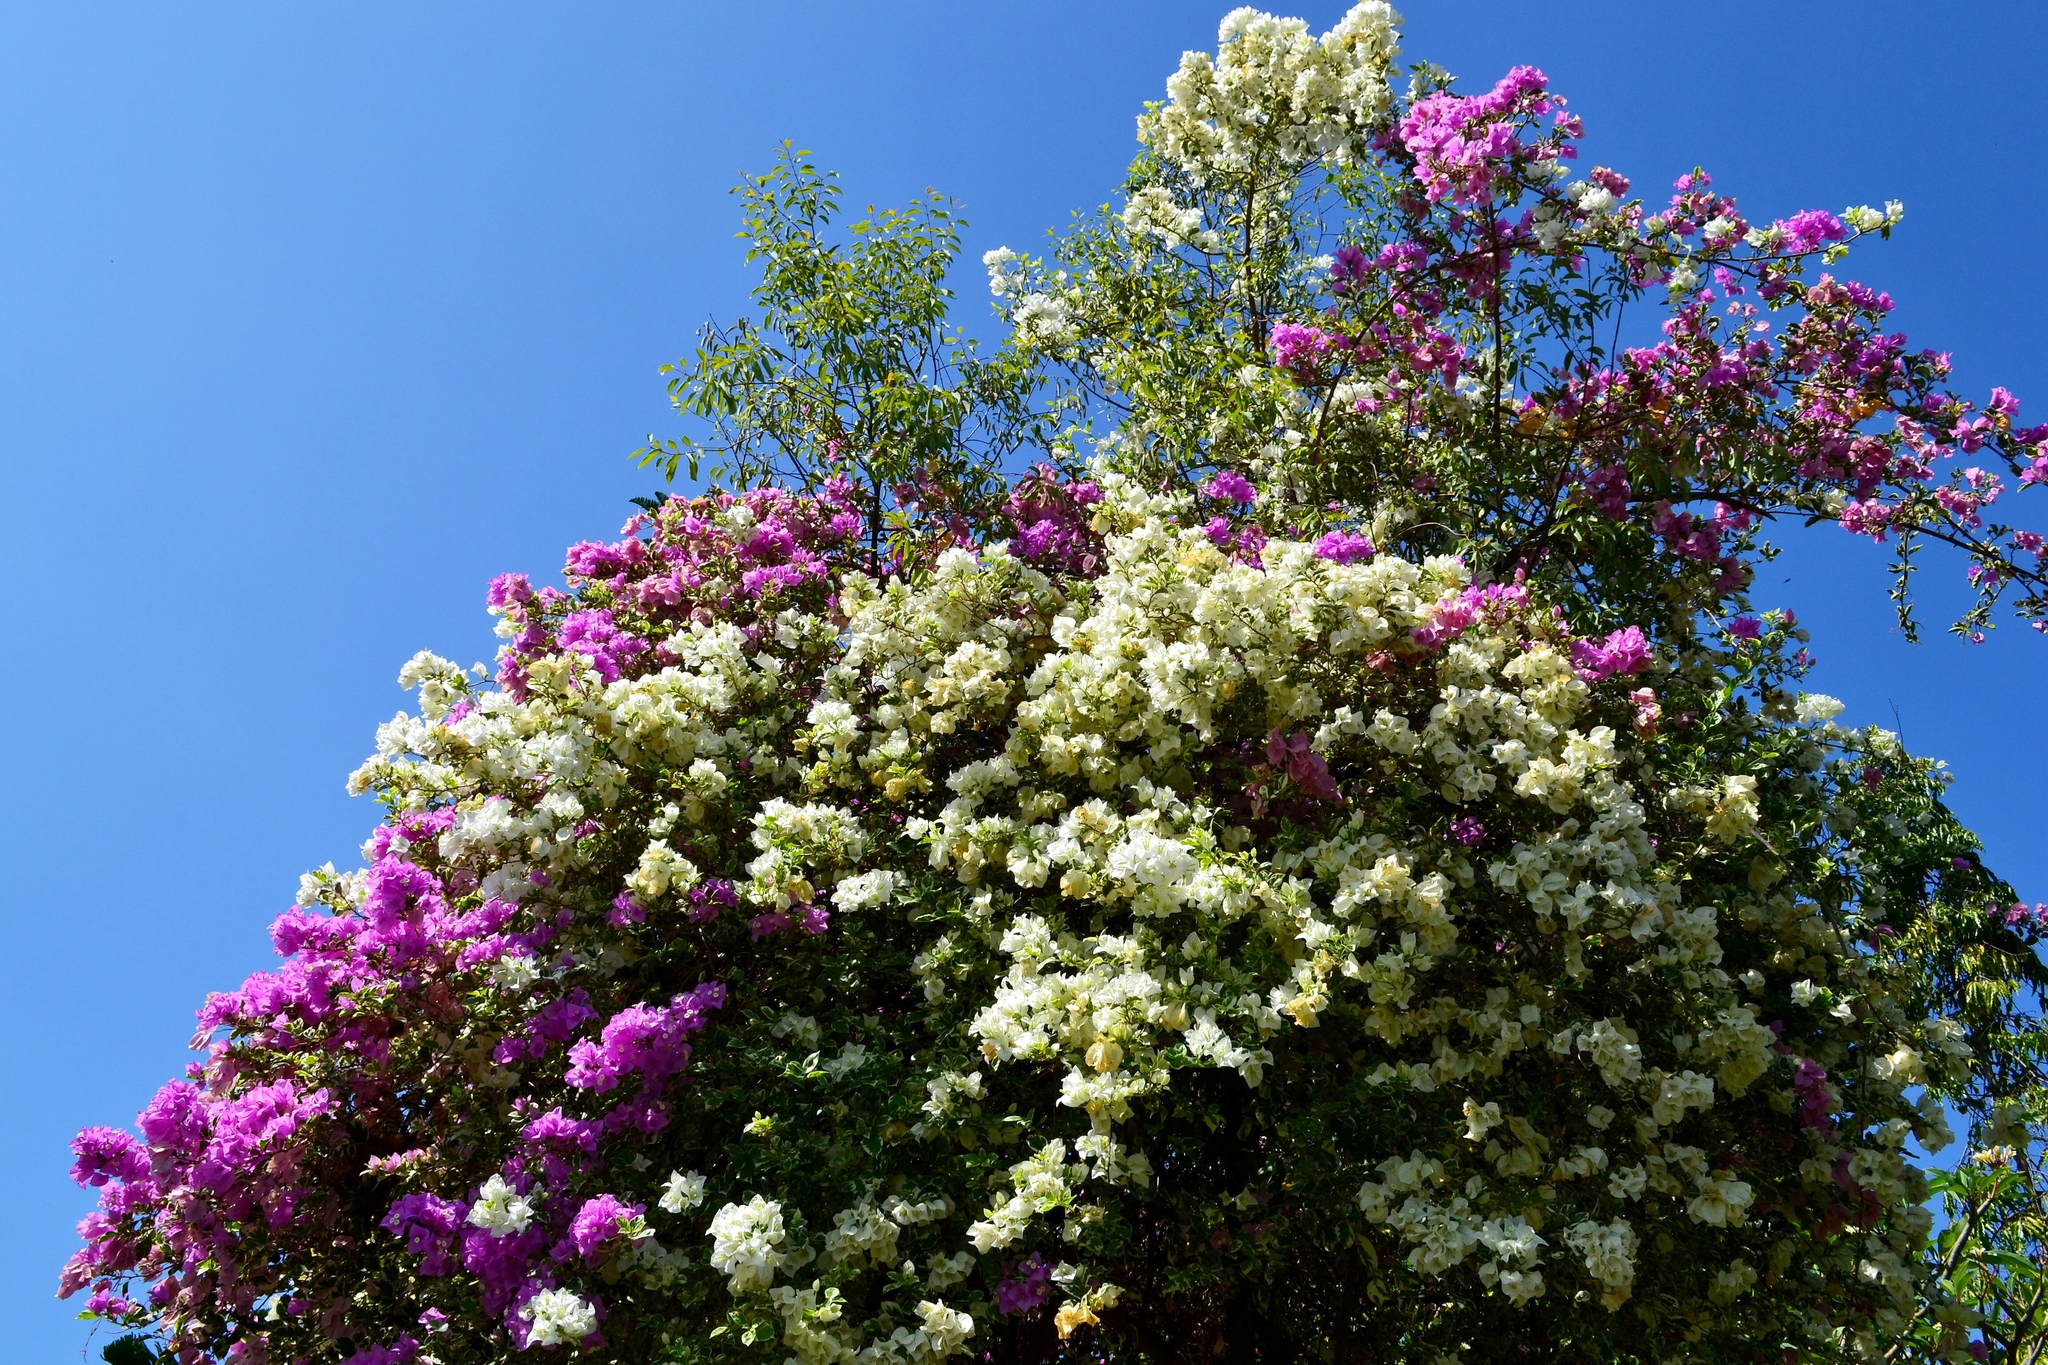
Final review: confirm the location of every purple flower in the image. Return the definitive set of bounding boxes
[494,990,599,1065]
[1013,520,1060,560]
[1270,322,1343,377]
[362,854,441,931]
[563,988,720,1094]
[1329,243,1369,294]
[564,540,638,578]
[137,1082,208,1157]
[741,557,822,598]
[1409,590,1485,649]
[70,1127,150,1189]
[462,1222,549,1316]
[687,878,737,923]
[567,1194,644,1262]
[1449,817,1486,847]
[558,609,649,684]
[1264,729,1342,803]
[1004,466,1107,575]
[342,1337,421,1365]
[996,1253,1053,1315]
[82,1287,136,1319]
[1312,530,1376,565]
[608,891,645,927]
[1791,1057,1832,1132]
[1569,625,1654,681]
[486,572,532,610]
[1725,616,1762,641]
[521,1107,600,1153]
[1397,66,1554,207]
[749,911,796,940]
[1202,470,1258,504]
[191,1080,331,1203]
[1580,464,1629,518]
[1774,209,1848,255]
[382,1193,465,1277]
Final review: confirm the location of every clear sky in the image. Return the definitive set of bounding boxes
[4,4,2042,1358]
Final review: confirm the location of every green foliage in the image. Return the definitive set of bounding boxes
[634,146,1055,547]
[101,1335,156,1365]
[1916,1155,2048,1365]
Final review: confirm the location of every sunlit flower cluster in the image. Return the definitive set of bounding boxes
[1141,3,1402,185]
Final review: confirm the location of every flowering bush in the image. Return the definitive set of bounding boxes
[66,6,2048,1365]
[989,10,2048,644]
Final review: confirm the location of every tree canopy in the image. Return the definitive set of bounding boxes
[66,7,2048,1365]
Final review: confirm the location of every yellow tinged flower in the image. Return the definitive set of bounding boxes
[1054,1303,1099,1339]
[1086,1036,1124,1072]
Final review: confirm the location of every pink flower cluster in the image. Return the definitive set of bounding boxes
[1409,581,1529,650]
[1791,1057,1833,1134]
[1994,901,2048,933]
[493,485,862,699]
[1312,530,1376,564]
[563,985,724,1096]
[1570,626,1654,682]
[1262,728,1342,805]
[1312,69,2048,630]
[383,1194,465,1277]
[1202,515,1267,567]
[1397,66,1565,209]
[1270,312,1466,402]
[1201,470,1257,504]
[1193,470,1268,565]
[1269,322,1345,378]
[566,1194,644,1264]
[1579,464,1630,519]
[61,1077,335,1312]
[1645,503,1749,594]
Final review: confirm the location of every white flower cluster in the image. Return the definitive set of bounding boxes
[980,247,1080,349]
[519,1287,597,1348]
[708,1195,791,1294]
[1121,186,1218,254]
[658,1170,706,1214]
[747,797,868,910]
[1140,2,1402,185]
[766,1283,976,1365]
[466,1173,536,1236]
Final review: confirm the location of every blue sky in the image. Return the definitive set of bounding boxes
[4,4,2042,1357]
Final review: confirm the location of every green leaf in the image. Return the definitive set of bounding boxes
[102,1337,156,1365]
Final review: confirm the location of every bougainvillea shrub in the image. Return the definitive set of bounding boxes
[60,472,1974,1363]
[65,4,2048,1364]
